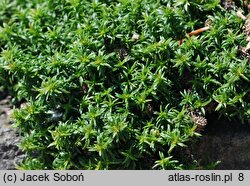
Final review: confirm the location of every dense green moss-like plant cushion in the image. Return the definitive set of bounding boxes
[0,0,249,169]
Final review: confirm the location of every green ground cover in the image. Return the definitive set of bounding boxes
[0,0,249,169]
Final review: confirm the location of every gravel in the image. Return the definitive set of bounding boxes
[0,93,25,170]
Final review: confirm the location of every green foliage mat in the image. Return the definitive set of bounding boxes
[0,0,249,169]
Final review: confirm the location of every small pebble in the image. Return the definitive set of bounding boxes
[132,33,140,41]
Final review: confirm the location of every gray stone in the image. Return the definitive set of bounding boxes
[189,116,250,169]
[0,94,25,170]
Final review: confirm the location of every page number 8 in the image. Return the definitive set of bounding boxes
[238,173,244,181]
